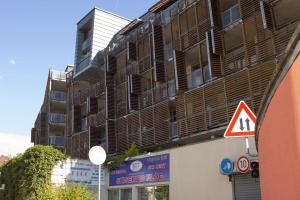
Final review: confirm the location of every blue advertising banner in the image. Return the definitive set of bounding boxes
[109,154,170,186]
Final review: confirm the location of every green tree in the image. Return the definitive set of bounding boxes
[0,145,65,200]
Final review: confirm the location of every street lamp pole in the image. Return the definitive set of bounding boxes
[98,165,101,200]
[88,146,106,200]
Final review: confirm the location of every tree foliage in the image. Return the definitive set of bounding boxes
[0,145,65,200]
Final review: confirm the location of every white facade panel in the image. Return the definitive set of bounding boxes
[74,8,130,76]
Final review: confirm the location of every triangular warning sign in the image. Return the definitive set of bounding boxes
[224,101,256,138]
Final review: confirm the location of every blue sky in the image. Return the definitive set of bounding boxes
[0,0,157,155]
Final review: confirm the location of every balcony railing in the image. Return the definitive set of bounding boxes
[49,113,65,124]
[49,136,66,147]
[50,70,66,81]
[50,91,66,102]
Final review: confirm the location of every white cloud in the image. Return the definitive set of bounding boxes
[9,58,16,65]
[0,132,33,156]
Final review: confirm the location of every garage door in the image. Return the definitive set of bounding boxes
[233,173,261,200]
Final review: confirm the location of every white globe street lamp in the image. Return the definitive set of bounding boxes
[89,146,107,200]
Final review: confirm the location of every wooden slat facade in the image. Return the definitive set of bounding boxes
[64,0,300,156]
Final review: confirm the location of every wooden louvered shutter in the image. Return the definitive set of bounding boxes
[153,25,166,82]
[106,79,115,119]
[239,0,260,20]
[129,74,141,95]
[206,31,222,77]
[174,50,187,91]
[89,97,98,114]
[210,29,222,55]
[128,76,139,111]
[127,42,137,61]
[260,1,273,31]
[107,120,116,154]
[89,126,99,147]
[116,118,128,153]
[107,55,117,75]
[208,0,220,28]
[73,105,81,132]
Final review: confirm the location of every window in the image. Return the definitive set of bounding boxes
[108,189,132,200]
[81,117,87,132]
[138,186,169,200]
[185,46,203,89]
[51,91,66,101]
[221,4,241,28]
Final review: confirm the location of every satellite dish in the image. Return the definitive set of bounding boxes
[89,146,107,165]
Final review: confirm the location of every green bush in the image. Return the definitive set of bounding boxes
[53,184,96,200]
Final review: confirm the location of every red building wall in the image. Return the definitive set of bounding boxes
[258,53,300,200]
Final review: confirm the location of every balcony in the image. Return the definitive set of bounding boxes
[50,91,66,102]
[49,113,65,124]
[49,136,66,147]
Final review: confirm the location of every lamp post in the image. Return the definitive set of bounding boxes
[88,146,107,200]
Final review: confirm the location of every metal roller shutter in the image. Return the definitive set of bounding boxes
[233,173,261,200]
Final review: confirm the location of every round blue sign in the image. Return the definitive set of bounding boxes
[220,158,234,175]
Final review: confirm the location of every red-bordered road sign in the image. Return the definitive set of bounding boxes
[237,156,250,174]
[224,101,256,138]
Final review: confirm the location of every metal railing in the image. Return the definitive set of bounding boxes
[49,113,66,124]
[50,91,66,102]
[50,70,66,81]
[49,136,66,147]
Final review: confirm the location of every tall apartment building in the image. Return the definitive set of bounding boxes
[64,0,300,199]
[31,69,68,150]
[32,0,300,199]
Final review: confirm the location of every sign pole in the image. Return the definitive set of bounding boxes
[98,165,101,200]
[245,137,250,155]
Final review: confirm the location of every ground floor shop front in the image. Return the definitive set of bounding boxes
[102,137,260,200]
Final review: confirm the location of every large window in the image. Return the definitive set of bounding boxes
[108,189,132,200]
[138,186,169,200]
